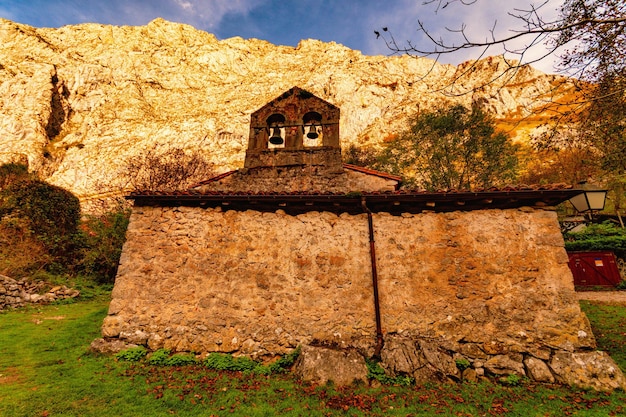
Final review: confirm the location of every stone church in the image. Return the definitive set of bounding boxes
[97,87,625,390]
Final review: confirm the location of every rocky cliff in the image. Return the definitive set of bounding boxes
[0,18,575,205]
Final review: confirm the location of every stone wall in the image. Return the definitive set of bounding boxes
[195,165,398,193]
[0,275,80,309]
[99,205,626,390]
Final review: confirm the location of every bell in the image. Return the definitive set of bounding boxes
[269,127,283,145]
[306,125,319,139]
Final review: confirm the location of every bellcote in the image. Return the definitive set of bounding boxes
[244,87,341,170]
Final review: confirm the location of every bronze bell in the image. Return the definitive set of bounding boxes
[269,127,284,145]
[306,125,319,139]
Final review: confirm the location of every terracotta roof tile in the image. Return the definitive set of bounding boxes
[130,183,574,198]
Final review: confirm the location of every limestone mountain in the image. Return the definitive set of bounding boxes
[0,18,576,206]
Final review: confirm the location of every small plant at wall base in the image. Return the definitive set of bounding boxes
[365,357,415,386]
[455,358,471,371]
[115,347,147,362]
[115,347,302,375]
[500,374,524,386]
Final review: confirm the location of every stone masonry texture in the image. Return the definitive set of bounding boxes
[99,205,626,390]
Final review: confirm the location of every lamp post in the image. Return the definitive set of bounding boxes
[568,181,608,222]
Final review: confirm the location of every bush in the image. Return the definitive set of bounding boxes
[564,222,626,252]
[0,176,81,275]
[0,162,31,189]
[78,208,131,283]
[147,349,172,366]
[203,353,258,372]
[115,347,148,362]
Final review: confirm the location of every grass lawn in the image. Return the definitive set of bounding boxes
[1,296,625,417]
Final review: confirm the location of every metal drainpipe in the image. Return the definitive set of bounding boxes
[361,197,384,359]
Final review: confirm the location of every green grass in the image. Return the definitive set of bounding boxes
[1,297,626,416]
[580,300,626,370]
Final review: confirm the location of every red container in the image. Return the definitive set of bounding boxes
[567,251,622,287]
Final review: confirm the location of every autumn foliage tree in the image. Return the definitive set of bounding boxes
[379,0,625,204]
[374,104,519,190]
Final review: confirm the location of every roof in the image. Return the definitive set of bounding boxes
[343,164,403,183]
[190,170,237,187]
[128,184,582,215]
[191,164,402,189]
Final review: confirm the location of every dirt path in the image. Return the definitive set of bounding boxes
[576,291,626,305]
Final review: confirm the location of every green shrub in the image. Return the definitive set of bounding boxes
[78,208,130,283]
[115,347,148,362]
[0,179,80,246]
[148,349,172,366]
[0,177,81,275]
[455,358,471,371]
[203,353,258,372]
[268,345,301,373]
[365,357,414,386]
[564,222,626,252]
[166,353,199,366]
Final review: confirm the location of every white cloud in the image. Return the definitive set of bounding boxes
[171,0,266,30]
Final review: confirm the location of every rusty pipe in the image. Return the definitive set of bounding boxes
[361,197,384,359]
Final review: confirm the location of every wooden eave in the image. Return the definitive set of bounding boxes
[127,188,584,215]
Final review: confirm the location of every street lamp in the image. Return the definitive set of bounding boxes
[568,182,607,220]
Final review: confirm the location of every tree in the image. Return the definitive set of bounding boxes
[375,104,519,190]
[379,0,625,203]
[122,145,215,191]
[379,0,625,83]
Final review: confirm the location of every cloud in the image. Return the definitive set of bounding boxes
[2,0,264,31]
[365,0,565,73]
[2,0,566,73]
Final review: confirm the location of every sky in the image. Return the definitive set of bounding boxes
[0,0,566,74]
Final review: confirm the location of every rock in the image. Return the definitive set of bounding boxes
[0,275,79,309]
[462,368,478,382]
[524,357,555,383]
[380,336,425,375]
[419,339,461,380]
[379,336,462,383]
[293,345,368,386]
[119,330,149,345]
[0,18,577,210]
[484,354,526,376]
[90,338,138,354]
[549,351,626,391]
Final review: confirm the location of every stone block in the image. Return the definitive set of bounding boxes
[294,345,368,386]
[550,351,626,391]
[484,354,526,376]
[524,357,555,383]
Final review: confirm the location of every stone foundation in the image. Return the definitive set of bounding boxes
[98,205,626,390]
